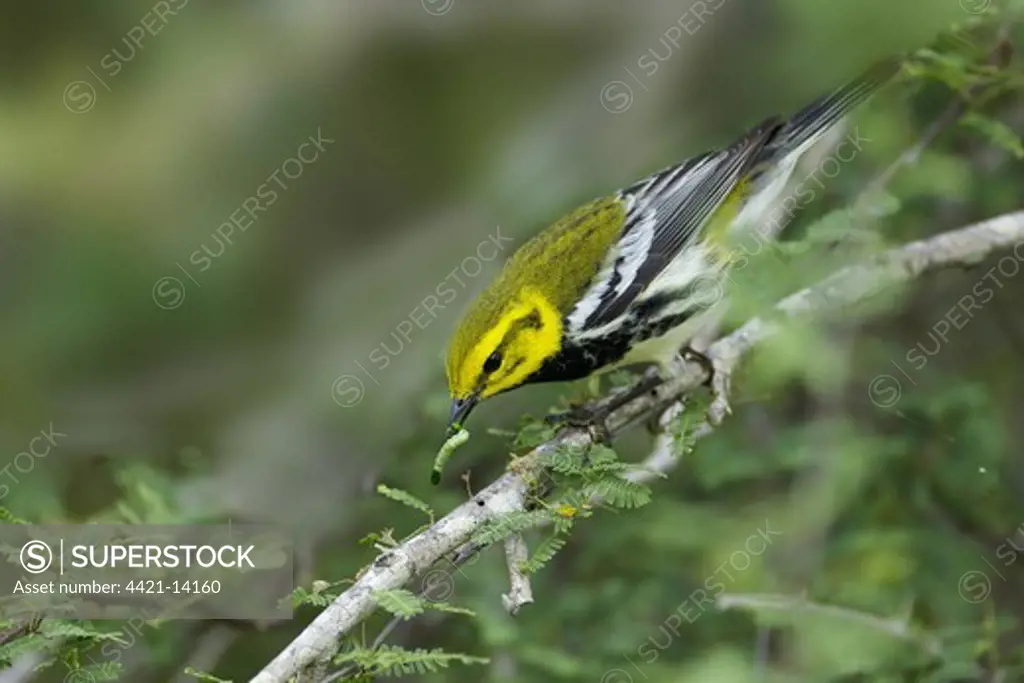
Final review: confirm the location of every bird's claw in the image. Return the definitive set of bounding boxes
[677,346,732,425]
[544,405,613,444]
[681,346,716,384]
[543,406,586,425]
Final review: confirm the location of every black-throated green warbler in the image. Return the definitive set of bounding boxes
[445,58,900,436]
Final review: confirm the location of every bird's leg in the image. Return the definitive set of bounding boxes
[544,404,614,444]
[680,346,715,386]
[680,345,732,425]
[545,369,664,442]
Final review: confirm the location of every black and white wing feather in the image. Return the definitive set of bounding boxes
[566,119,781,334]
[564,58,900,340]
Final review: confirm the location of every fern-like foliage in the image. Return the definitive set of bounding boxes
[581,477,651,509]
[0,619,130,676]
[374,589,475,620]
[520,535,567,574]
[0,507,28,524]
[376,484,434,522]
[332,643,487,678]
[183,666,232,683]
[960,111,1024,158]
[375,588,425,619]
[292,579,343,608]
[65,660,123,683]
[472,510,550,546]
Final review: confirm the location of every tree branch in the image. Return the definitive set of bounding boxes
[250,210,1024,683]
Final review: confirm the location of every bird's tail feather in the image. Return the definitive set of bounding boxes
[774,57,902,154]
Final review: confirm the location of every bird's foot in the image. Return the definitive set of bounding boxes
[545,369,663,443]
[678,346,732,426]
[544,404,613,445]
[680,346,715,385]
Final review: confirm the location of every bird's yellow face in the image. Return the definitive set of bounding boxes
[444,195,627,434]
[445,287,562,432]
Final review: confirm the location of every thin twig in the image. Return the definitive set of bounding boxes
[717,593,941,655]
[856,99,968,210]
[500,534,534,616]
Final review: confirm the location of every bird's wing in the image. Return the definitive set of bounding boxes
[568,119,781,332]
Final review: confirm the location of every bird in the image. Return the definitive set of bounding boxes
[444,58,900,438]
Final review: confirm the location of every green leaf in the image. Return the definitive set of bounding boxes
[960,112,1024,158]
[292,581,342,608]
[472,510,549,545]
[184,667,232,683]
[374,589,426,620]
[512,419,558,450]
[582,477,651,509]
[424,601,476,617]
[521,535,567,574]
[333,644,488,677]
[0,507,28,524]
[43,622,129,643]
[376,484,434,521]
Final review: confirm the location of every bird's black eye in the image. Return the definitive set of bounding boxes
[483,352,502,374]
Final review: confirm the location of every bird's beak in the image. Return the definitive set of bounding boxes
[446,394,479,437]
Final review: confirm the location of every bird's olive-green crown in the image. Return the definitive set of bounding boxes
[446,196,626,400]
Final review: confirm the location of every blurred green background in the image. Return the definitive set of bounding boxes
[2,0,1023,681]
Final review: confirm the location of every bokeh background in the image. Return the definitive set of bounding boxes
[2,0,1023,681]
